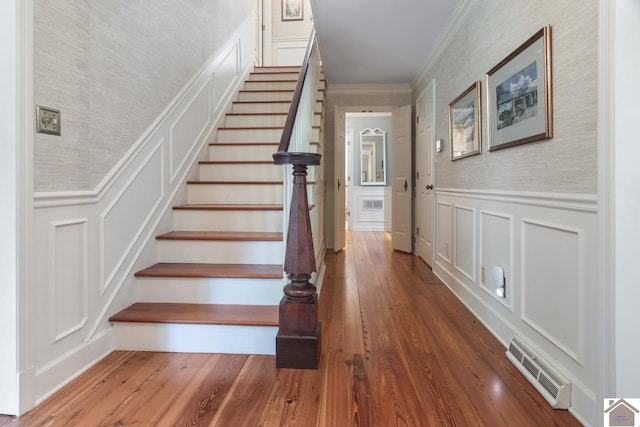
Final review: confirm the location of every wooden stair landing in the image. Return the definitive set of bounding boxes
[109,303,278,326]
[135,263,283,278]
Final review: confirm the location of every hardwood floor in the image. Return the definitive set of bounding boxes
[4,231,581,426]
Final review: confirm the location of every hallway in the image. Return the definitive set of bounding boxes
[2,232,580,426]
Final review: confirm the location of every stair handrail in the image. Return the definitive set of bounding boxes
[272,27,323,369]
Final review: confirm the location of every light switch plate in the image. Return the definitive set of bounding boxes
[36,105,61,135]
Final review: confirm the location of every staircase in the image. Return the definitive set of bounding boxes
[109,66,324,355]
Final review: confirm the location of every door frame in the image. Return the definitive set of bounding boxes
[333,105,396,248]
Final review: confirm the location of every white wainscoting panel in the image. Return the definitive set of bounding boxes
[433,189,597,422]
[26,12,256,412]
[170,84,211,182]
[453,205,475,282]
[272,37,308,66]
[521,218,584,364]
[213,46,240,113]
[436,202,452,263]
[479,210,513,309]
[49,219,88,343]
[100,143,163,293]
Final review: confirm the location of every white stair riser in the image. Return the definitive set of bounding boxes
[217,127,319,143]
[238,91,294,102]
[249,72,299,81]
[136,277,284,305]
[225,114,321,127]
[225,114,287,127]
[218,127,283,143]
[244,80,297,91]
[173,210,282,232]
[158,240,283,264]
[188,183,283,204]
[255,66,300,73]
[232,102,291,114]
[199,163,282,181]
[112,323,277,354]
[209,144,277,161]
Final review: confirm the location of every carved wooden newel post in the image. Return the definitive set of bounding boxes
[273,152,321,369]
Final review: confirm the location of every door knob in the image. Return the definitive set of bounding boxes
[337,178,341,191]
[426,184,434,190]
[404,179,408,191]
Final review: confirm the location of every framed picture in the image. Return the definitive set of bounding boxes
[449,81,482,160]
[486,26,552,151]
[282,0,303,21]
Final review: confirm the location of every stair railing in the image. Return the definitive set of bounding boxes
[272,28,322,369]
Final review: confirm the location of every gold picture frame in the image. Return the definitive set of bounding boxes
[486,26,552,151]
[449,81,482,160]
[282,0,303,21]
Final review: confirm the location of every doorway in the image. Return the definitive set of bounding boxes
[333,106,412,253]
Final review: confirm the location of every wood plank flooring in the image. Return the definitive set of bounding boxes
[3,231,581,426]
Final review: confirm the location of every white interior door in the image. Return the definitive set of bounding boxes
[334,110,346,252]
[255,0,263,66]
[415,81,435,265]
[392,105,412,253]
[346,128,353,229]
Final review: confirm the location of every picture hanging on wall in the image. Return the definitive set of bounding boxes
[282,0,303,21]
[449,81,482,160]
[486,25,552,151]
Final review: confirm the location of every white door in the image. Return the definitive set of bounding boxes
[346,128,353,229]
[415,81,435,266]
[334,110,346,252]
[392,105,413,253]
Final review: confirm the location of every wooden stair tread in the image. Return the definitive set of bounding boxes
[199,160,273,165]
[157,231,283,241]
[173,204,283,211]
[225,112,322,116]
[239,89,294,93]
[135,263,283,278]
[232,101,292,104]
[109,303,278,326]
[246,79,298,83]
[218,126,284,130]
[187,180,283,185]
[210,142,278,146]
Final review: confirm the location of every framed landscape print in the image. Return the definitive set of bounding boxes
[282,0,303,21]
[486,26,552,151]
[449,81,482,160]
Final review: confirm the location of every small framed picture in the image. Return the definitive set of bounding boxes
[282,0,303,21]
[486,26,552,151]
[449,81,482,160]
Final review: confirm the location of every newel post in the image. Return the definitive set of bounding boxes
[273,152,321,369]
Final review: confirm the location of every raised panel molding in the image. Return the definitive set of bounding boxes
[436,202,452,263]
[170,82,211,183]
[49,219,88,343]
[521,218,585,364]
[479,210,514,310]
[100,142,164,294]
[453,205,475,282]
[214,45,240,114]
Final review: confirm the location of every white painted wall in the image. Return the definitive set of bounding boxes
[269,0,313,65]
[615,0,640,397]
[22,9,257,412]
[0,0,18,416]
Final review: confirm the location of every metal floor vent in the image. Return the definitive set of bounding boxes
[506,337,571,409]
[362,199,383,210]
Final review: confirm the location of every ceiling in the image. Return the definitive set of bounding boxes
[310,0,463,85]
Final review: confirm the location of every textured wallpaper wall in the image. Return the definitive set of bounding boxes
[413,0,597,194]
[34,0,254,191]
